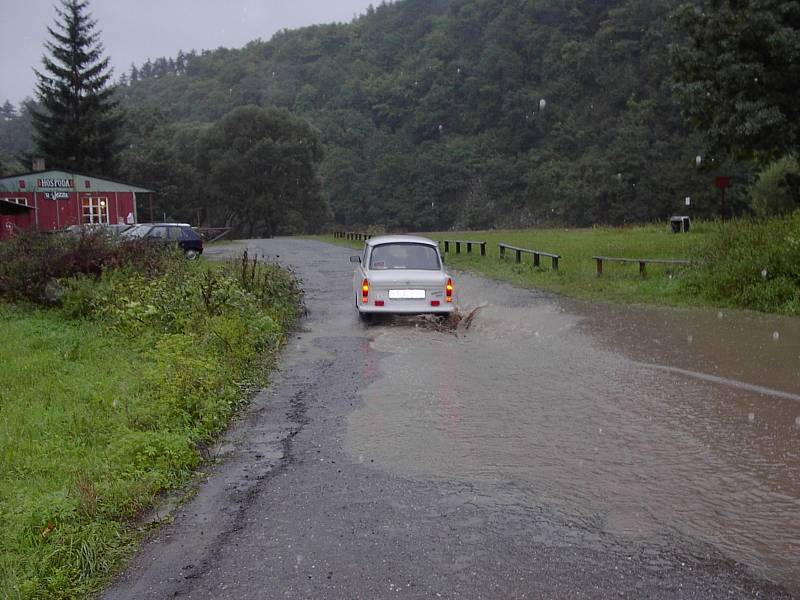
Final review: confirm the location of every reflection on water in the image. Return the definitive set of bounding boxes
[346,276,800,590]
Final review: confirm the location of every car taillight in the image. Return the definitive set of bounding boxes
[361,279,369,303]
[445,278,453,303]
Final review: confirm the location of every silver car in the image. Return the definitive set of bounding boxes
[351,235,455,319]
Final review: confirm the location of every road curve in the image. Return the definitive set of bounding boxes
[102,238,794,599]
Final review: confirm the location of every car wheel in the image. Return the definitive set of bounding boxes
[358,311,372,323]
[184,249,199,260]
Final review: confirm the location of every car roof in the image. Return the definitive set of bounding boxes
[366,234,439,247]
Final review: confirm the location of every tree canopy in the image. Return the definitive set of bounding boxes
[672,0,800,164]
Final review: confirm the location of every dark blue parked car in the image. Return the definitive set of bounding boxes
[120,223,203,259]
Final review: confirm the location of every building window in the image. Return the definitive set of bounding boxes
[82,197,109,224]
[3,196,28,206]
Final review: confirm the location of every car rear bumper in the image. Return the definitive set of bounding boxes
[356,301,455,314]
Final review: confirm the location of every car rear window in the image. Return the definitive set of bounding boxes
[369,243,440,270]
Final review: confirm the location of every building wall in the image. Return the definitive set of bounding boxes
[0,171,148,239]
[0,191,137,235]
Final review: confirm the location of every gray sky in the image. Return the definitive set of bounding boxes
[1,0,378,106]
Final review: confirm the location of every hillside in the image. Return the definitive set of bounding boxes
[2,0,755,233]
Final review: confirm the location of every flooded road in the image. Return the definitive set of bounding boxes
[348,272,800,591]
[105,238,797,599]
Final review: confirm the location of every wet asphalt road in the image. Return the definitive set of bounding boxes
[102,238,795,599]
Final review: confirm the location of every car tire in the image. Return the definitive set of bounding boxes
[184,249,200,260]
[358,311,372,323]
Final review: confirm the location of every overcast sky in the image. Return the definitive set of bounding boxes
[1,0,378,106]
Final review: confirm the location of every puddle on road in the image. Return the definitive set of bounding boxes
[346,274,800,590]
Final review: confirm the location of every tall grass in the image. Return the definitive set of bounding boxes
[0,241,302,598]
[685,213,800,314]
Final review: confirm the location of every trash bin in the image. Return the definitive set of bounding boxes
[670,216,691,233]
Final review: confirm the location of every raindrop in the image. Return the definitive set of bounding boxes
[539,98,546,111]
[748,412,755,423]
[717,311,724,320]
[761,268,768,279]
[438,124,444,132]
[687,334,693,344]
[754,77,759,83]
[772,331,780,341]
[695,155,702,167]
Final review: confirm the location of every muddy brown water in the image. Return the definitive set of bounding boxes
[346,272,800,591]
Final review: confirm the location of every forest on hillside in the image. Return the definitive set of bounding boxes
[2,0,796,234]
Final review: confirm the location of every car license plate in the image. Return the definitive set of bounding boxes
[389,289,425,299]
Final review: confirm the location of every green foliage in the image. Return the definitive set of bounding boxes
[747,155,800,217]
[672,0,800,164]
[1,245,302,598]
[198,106,327,236]
[31,0,124,174]
[684,212,800,313]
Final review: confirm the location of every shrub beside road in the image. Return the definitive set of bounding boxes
[0,233,302,598]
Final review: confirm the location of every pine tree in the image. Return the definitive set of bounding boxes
[32,0,123,174]
[1,100,16,120]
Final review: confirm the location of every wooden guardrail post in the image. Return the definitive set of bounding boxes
[593,256,690,277]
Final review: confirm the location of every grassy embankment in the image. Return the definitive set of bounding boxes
[0,236,302,599]
[316,213,800,314]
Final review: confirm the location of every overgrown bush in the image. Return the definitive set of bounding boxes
[58,251,302,440]
[0,230,168,303]
[748,156,800,217]
[682,212,800,314]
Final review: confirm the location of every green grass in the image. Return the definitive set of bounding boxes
[0,305,154,598]
[0,253,302,599]
[313,216,800,314]
[314,223,709,307]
